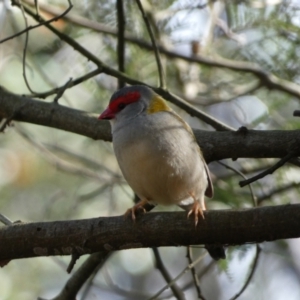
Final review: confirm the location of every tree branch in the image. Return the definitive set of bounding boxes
[1,204,300,262]
[116,0,126,89]
[21,0,300,101]
[1,87,300,163]
[48,251,111,300]
[135,0,166,88]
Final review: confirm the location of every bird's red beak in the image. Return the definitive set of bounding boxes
[98,107,115,120]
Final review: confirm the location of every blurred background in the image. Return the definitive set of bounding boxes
[1,0,300,299]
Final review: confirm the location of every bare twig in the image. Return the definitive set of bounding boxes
[28,68,102,99]
[80,260,107,300]
[218,161,257,207]
[154,88,234,131]
[53,78,73,103]
[229,245,261,300]
[0,213,13,225]
[116,0,126,89]
[189,80,261,106]
[239,152,296,187]
[47,251,111,300]
[0,0,72,44]
[20,0,300,101]
[135,0,165,88]
[11,3,232,130]
[182,261,214,291]
[0,116,14,132]
[217,162,261,300]
[0,102,27,133]
[257,182,300,205]
[10,0,72,95]
[153,247,186,300]
[94,266,153,299]
[148,253,207,300]
[18,0,34,94]
[66,250,80,273]
[186,247,206,300]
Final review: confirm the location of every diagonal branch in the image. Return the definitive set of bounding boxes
[229,245,261,300]
[153,247,186,300]
[135,0,165,88]
[21,0,300,100]
[239,152,297,187]
[11,1,233,131]
[45,251,111,300]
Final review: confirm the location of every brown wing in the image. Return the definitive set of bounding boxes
[203,160,214,198]
[167,110,214,198]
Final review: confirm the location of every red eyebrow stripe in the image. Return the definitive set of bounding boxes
[109,91,140,112]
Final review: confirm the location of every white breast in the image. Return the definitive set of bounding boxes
[112,111,207,206]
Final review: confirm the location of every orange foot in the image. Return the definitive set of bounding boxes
[187,200,205,227]
[124,199,148,221]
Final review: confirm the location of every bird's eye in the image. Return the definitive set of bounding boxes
[118,103,126,110]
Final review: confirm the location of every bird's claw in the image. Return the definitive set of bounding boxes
[187,201,205,226]
[124,200,148,221]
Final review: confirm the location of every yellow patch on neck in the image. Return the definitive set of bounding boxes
[147,95,171,114]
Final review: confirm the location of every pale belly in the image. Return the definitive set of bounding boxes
[113,129,207,205]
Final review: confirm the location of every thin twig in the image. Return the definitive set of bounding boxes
[66,250,80,273]
[218,161,257,207]
[181,261,214,292]
[154,88,234,131]
[11,0,72,95]
[11,2,232,131]
[80,261,107,300]
[20,0,300,101]
[153,247,186,300]
[0,102,27,132]
[229,245,261,300]
[135,0,166,88]
[18,0,34,94]
[46,251,111,300]
[189,81,261,106]
[0,0,72,44]
[218,161,261,299]
[0,116,14,132]
[53,78,73,103]
[28,68,102,99]
[186,246,206,300]
[239,152,296,187]
[94,266,153,299]
[116,0,126,89]
[148,253,207,300]
[257,182,300,205]
[0,213,13,225]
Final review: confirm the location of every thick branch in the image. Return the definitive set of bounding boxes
[1,87,300,163]
[1,204,300,261]
[0,88,300,162]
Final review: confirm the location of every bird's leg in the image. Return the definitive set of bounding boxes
[124,199,149,221]
[187,193,205,226]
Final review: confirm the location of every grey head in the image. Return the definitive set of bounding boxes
[99,85,155,125]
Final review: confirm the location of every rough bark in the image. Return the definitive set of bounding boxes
[0,204,299,261]
[1,87,300,163]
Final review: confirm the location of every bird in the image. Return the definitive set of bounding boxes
[99,85,225,260]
